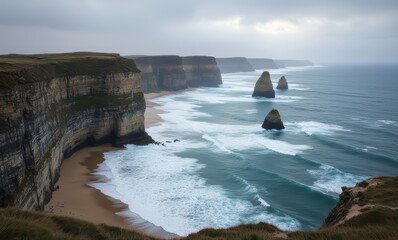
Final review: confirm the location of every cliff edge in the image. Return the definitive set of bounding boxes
[216,57,254,73]
[182,56,222,87]
[0,52,152,209]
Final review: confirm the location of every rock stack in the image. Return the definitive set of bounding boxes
[276,76,288,90]
[252,71,275,98]
[262,109,285,130]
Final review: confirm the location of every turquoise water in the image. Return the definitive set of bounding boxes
[92,64,398,236]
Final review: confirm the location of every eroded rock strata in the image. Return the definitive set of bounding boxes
[262,109,285,130]
[276,76,288,90]
[0,52,152,209]
[216,57,255,73]
[252,71,275,98]
[130,55,187,93]
[182,56,222,87]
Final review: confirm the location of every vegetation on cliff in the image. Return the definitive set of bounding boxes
[1,177,397,240]
[0,52,138,89]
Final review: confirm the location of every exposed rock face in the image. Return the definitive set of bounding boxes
[134,57,159,93]
[252,71,275,98]
[274,59,314,67]
[262,109,285,130]
[323,176,398,228]
[0,52,152,209]
[182,56,222,87]
[276,76,288,90]
[216,57,255,73]
[247,58,278,70]
[131,56,187,93]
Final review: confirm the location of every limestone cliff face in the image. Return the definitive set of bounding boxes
[216,57,255,73]
[247,58,278,70]
[252,71,275,98]
[131,56,187,93]
[182,56,222,87]
[0,53,151,209]
[134,57,159,93]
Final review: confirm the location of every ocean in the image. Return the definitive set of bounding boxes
[90,64,398,236]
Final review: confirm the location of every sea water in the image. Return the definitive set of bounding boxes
[90,63,398,236]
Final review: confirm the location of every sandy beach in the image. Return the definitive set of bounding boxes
[44,91,179,239]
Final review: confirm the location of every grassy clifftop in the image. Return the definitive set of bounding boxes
[0,52,139,89]
[1,177,397,240]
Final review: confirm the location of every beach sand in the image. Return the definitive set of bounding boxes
[44,91,180,239]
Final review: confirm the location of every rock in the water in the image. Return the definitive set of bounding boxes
[252,71,275,98]
[276,76,288,89]
[262,109,285,130]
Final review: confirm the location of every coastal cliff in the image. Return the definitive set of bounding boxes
[130,55,222,93]
[0,52,151,209]
[182,56,222,87]
[216,57,255,73]
[133,57,159,93]
[130,55,187,93]
[323,176,398,228]
[247,58,278,70]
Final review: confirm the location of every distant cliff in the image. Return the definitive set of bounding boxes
[274,59,314,68]
[216,57,255,73]
[130,55,222,93]
[133,57,160,93]
[247,58,278,70]
[0,52,152,209]
[182,56,222,87]
[128,55,186,93]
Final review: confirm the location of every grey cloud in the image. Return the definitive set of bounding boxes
[0,0,397,62]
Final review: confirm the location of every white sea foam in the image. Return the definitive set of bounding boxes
[236,176,259,194]
[256,195,271,208]
[307,165,367,194]
[287,83,311,91]
[95,144,301,236]
[210,133,312,156]
[377,119,397,125]
[245,109,258,114]
[286,121,350,136]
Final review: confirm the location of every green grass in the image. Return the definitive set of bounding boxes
[0,52,138,89]
[0,208,157,240]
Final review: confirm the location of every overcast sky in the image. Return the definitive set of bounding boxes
[0,0,397,63]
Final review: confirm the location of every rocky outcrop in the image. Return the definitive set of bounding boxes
[262,109,284,130]
[323,176,398,228]
[182,56,222,87]
[274,59,313,67]
[252,71,275,98]
[0,52,152,210]
[276,76,288,90]
[129,55,187,93]
[216,57,255,73]
[247,58,278,70]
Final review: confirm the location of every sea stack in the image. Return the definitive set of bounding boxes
[276,76,288,89]
[262,109,285,130]
[252,71,275,98]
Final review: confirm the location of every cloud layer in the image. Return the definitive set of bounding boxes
[0,0,397,62]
